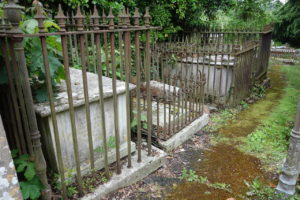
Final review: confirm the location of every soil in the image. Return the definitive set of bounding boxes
[103,132,212,200]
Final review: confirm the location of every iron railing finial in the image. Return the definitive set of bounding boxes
[133,8,140,27]
[55,4,67,32]
[74,7,85,31]
[144,7,150,27]
[91,5,100,30]
[107,7,114,29]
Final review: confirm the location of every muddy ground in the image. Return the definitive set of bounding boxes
[103,131,212,200]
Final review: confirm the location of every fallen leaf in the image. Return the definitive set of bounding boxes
[269,182,276,188]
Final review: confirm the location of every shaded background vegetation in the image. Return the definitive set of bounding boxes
[5,0,296,47]
[0,0,298,101]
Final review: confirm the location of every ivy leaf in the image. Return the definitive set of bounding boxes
[24,162,36,181]
[20,176,43,200]
[46,36,62,53]
[11,149,19,158]
[48,54,63,77]
[34,87,49,103]
[14,154,29,165]
[142,123,148,129]
[141,114,147,121]
[44,20,60,32]
[21,19,38,34]
[55,66,65,83]
[17,163,27,173]
[130,119,138,128]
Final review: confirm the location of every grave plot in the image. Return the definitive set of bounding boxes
[130,64,208,149]
[34,68,136,175]
[153,29,272,106]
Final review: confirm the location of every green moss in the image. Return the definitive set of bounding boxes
[240,65,300,172]
[203,108,239,133]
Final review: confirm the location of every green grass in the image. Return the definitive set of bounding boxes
[203,108,239,133]
[241,65,300,172]
[244,177,299,200]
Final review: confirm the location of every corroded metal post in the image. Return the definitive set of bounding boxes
[4,0,51,199]
[276,99,300,196]
[133,7,142,162]
[144,7,152,156]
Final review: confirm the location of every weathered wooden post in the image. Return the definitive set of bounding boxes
[276,99,300,196]
[4,0,51,199]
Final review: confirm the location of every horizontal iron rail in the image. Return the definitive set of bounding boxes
[0,26,160,38]
[195,30,272,34]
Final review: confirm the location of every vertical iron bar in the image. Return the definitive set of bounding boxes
[4,3,50,197]
[134,29,142,162]
[145,15,152,155]
[0,38,23,154]
[123,17,132,167]
[75,8,95,172]
[108,8,122,173]
[91,6,110,176]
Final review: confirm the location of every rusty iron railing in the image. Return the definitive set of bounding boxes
[153,28,272,106]
[0,1,160,199]
[1,1,52,198]
[146,49,206,141]
[0,1,207,199]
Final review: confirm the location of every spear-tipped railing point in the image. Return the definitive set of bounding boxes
[125,8,130,26]
[102,9,107,25]
[74,7,85,31]
[133,8,140,26]
[34,3,46,33]
[55,4,67,32]
[144,7,150,27]
[117,8,125,27]
[4,0,23,33]
[107,7,114,29]
[92,5,99,18]
[57,4,65,17]
[91,5,100,30]
[75,7,82,17]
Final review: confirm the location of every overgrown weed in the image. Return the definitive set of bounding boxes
[244,177,299,200]
[240,65,300,172]
[180,168,231,192]
[203,108,239,133]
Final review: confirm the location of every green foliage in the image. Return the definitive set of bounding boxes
[180,168,202,182]
[180,168,231,192]
[19,18,64,102]
[52,168,110,197]
[19,177,44,200]
[82,172,109,192]
[0,2,4,17]
[240,100,249,109]
[12,151,44,200]
[245,177,299,200]
[130,111,148,133]
[203,109,238,133]
[242,65,300,171]
[52,169,79,197]
[213,0,281,30]
[18,0,234,39]
[273,0,300,47]
[94,136,117,153]
[250,83,266,100]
